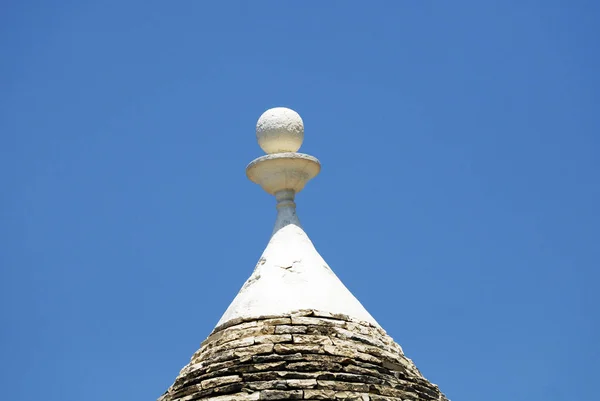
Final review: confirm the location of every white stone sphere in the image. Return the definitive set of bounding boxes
[256,107,304,154]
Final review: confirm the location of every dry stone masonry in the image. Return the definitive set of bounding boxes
[159,310,448,401]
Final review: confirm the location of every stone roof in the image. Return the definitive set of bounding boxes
[159,310,447,401]
[158,108,449,401]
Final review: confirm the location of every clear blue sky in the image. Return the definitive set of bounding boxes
[1,2,598,400]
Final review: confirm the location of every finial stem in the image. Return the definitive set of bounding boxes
[275,189,296,209]
[272,190,301,235]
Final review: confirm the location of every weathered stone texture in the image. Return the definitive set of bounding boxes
[159,310,448,401]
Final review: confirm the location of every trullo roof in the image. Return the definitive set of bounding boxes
[158,107,449,401]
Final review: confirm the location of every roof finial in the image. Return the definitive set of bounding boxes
[246,107,320,197]
[256,107,304,154]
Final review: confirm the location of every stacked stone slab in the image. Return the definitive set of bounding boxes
[159,309,448,401]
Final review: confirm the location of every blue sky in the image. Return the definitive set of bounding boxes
[1,1,598,400]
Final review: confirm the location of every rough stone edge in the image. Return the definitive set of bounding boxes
[212,309,385,336]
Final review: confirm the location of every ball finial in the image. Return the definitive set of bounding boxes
[256,107,304,154]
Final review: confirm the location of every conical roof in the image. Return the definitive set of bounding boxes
[158,108,448,401]
[217,201,378,329]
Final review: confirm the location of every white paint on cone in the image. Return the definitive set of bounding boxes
[217,203,379,327]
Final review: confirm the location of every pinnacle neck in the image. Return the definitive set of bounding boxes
[272,189,301,235]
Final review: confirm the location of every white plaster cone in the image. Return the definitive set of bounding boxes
[216,107,379,328]
[216,201,379,327]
